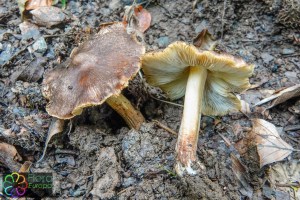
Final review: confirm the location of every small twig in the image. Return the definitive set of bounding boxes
[276,182,300,187]
[153,120,177,135]
[283,53,300,57]
[221,0,227,40]
[285,134,299,144]
[150,95,183,107]
[284,125,300,131]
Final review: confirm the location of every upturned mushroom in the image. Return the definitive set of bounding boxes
[142,39,254,175]
[42,22,146,129]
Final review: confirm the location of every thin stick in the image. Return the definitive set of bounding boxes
[221,0,227,40]
[153,120,177,136]
[150,95,184,107]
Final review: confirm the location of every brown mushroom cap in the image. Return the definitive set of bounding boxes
[142,41,254,116]
[42,23,145,119]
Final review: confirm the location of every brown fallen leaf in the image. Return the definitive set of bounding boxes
[25,0,53,10]
[193,29,217,50]
[19,161,32,173]
[248,119,294,168]
[123,4,151,34]
[18,0,52,19]
[37,118,65,162]
[231,154,253,198]
[254,84,300,108]
[0,142,22,172]
[218,133,253,198]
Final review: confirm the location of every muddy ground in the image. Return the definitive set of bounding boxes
[0,0,300,199]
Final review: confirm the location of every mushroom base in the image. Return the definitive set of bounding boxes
[106,93,145,130]
[175,66,207,176]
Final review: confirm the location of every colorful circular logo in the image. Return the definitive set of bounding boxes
[3,172,28,197]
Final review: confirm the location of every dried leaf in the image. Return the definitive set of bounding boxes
[193,29,217,50]
[18,0,52,19]
[123,4,151,33]
[19,161,32,173]
[0,143,22,171]
[231,154,253,198]
[37,118,65,162]
[219,133,253,198]
[250,119,293,168]
[255,84,300,108]
[134,5,151,33]
[269,161,300,199]
[25,0,53,10]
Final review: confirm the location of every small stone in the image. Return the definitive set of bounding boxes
[19,21,40,40]
[99,8,111,17]
[156,36,169,48]
[271,64,280,73]
[282,48,295,55]
[261,53,274,64]
[285,64,293,71]
[122,177,136,187]
[55,154,76,166]
[0,43,14,65]
[32,37,47,54]
[285,71,298,80]
[274,58,283,65]
[246,32,255,39]
[109,0,122,10]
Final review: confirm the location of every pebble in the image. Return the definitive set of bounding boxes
[282,48,295,55]
[0,43,14,65]
[122,177,136,187]
[55,154,76,166]
[156,36,169,48]
[32,37,47,54]
[261,53,274,64]
[19,21,40,40]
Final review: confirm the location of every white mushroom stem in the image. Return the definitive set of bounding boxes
[175,66,207,175]
[106,93,145,130]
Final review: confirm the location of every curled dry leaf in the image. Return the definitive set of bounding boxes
[37,118,65,162]
[255,84,300,108]
[246,119,293,168]
[231,154,253,198]
[193,29,217,50]
[18,0,52,19]
[218,133,253,198]
[19,161,32,173]
[25,0,53,10]
[123,4,151,34]
[0,142,22,172]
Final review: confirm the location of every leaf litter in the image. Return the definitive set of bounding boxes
[255,84,300,109]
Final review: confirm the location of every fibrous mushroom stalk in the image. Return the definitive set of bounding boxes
[106,93,145,130]
[175,66,207,175]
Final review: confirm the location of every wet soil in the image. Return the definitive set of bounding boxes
[0,0,299,199]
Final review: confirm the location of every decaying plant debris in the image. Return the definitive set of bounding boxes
[0,0,299,199]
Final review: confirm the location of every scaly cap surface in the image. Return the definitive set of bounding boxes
[42,23,145,119]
